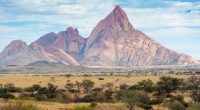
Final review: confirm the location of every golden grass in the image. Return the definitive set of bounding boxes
[0,74,196,89]
[0,100,169,110]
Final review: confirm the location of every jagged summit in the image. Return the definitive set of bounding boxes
[66,27,80,39]
[0,40,27,59]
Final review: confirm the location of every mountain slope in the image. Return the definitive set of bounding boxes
[82,5,198,66]
[0,40,57,66]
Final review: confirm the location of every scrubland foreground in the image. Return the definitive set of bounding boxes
[0,74,200,110]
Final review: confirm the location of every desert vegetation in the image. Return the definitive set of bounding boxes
[0,74,200,110]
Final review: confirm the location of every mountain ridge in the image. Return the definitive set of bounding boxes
[0,5,198,66]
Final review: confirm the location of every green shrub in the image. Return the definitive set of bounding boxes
[164,100,186,110]
[123,90,140,110]
[191,89,200,102]
[34,93,47,101]
[170,95,184,103]
[0,93,15,100]
[0,88,7,93]
[187,103,200,110]
[139,92,151,104]
[82,79,94,93]
[136,79,154,92]
[115,90,124,100]
[156,76,183,94]
[104,90,113,102]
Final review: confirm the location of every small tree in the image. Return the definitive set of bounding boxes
[82,79,94,93]
[156,76,183,94]
[75,81,82,92]
[24,84,41,95]
[32,84,41,91]
[46,83,58,98]
[136,79,154,92]
[104,90,113,102]
[119,83,129,90]
[187,76,200,89]
[123,90,140,110]
[65,82,74,92]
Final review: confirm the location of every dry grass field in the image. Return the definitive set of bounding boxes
[0,74,199,110]
[0,100,169,110]
[0,74,195,89]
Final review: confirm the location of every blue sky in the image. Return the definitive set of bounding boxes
[0,0,200,59]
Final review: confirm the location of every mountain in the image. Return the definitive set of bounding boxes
[82,5,198,66]
[0,5,198,66]
[0,40,57,66]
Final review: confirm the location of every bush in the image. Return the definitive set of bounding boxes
[0,93,15,100]
[0,88,7,93]
[80,95,95,102]
[2,100,39,110]
[187,103,200,110]
[104,90,113,102]
[191,89,200,102]
[150,96,165,105]
[115,90,124,100]
[73,105,95,110]
[139,92,151,104]
[123,90,140,110]
[82,79,94,93]
[119,83,129,90]
[98,78,104,80]
[170,95,184,103]
[128,85,138,90]
[136,79,154,92]
[166,101,186,110]
[164,100,186,110]
[55,93,72,103]
[156,76,183,94]
[4,83,21,93]
[34,93,47,101]
[186,76,200,89]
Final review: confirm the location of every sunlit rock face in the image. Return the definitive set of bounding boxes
[53,27,87,61]
[82,5,198,66]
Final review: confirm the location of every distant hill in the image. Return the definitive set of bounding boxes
[26,61,67,68]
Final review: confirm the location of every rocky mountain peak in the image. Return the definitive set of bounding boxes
[66,27,80,39]
[31,32,56,48]
[105,5,134,32]
[9,40,27,46]
[0,40,27,58]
